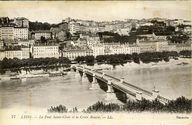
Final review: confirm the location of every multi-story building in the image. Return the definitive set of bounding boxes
[21,46,30,59]
[0,41,4,50]
[92,44,105,57]
[4,49,23,59]
[0,26,14,40]
[14,27,28,40]
[33,30,52,40]
[175,43,192,52]
[0,17,10,25]
[137,40,158,53]
[18,40,35,47]
[0,46,30,60]
[68,20,80,34]
[87,36,100,48]
[32,44,59,58]
[129,45,141,54]
[62,49,93,60]
[156,41,169,52]
[0,50,5,60]
[168,44,177,51]
[104,43,140,55]
[13,17,29,28]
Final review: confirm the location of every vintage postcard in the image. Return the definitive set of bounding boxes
[0,1,191,125]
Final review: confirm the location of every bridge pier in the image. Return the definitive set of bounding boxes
[106,80,114,93]
[105,80,117,101]
[90,74,99,90]
[136,91,142,101]
[120,78,124,84]
[81,68,86,78]
[126,93,136,102]
[152,89,159,100]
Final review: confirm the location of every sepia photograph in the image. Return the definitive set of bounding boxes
[0,1,191,125]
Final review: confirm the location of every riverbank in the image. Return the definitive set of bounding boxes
[85,57,192,70]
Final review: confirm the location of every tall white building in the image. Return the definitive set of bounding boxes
[4,50,23,59]
[0,26,14,40]
[68,20,80,34]
[32,44,59,58]
[14,27,28,40]
[21,47,30,59]
[92,44,105,57]
[62,49,93,60]
[0,26,29,40]
[104,43,140,55]
[0,46,30,60]
[0,50,5,60]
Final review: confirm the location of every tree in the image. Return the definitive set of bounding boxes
[132,53,140,64]
[85,56,94,65]
[179,50,192,58]
[40,36,47,44]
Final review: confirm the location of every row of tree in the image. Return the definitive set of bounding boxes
[75,51,191,66]
[130,25,176,36]
[97,31,137,44]
[48,96,191,113]
[87,97,191,113]
[0,57,71,71]
[179,50,192,58]
[29,21,54,31]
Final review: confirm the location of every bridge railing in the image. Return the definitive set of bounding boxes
[112,83,136,97]
[76,66,168,101]
[123,81,153,96]
[95,71,103,75]
[157,95,170,104]
[104,74,121,81]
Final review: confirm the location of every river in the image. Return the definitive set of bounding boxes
[0,63,191,110]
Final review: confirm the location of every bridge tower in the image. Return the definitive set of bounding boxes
[152,89,159,100]
[126,93,136,102]
[105,79,117,100]
[90,73,99,90]
[136,91,142,101]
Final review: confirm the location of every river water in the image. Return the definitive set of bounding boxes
[0,63,191,110]
[104,64,192,99]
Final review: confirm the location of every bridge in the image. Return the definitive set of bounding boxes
[71,65,170,104]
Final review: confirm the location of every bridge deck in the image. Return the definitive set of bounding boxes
[73,65,169,104]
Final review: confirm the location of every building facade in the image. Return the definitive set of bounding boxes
[33,31,52,40]
[0,26,14,40]
[92,45,105,57]
[62,49,93,60]
[4,50,23,59]
[68,21,80,34]
[32,45,59,58]
[13,17,29,28]
[14,27,28,40]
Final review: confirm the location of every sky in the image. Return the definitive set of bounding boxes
[0,1,191,24]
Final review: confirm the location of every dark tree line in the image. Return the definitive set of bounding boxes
[167,34,190,44]
[87,97,191,113]
[179,50,192,58]
[74,51,185,66]
[0,57,71,72]
[130,25,175,36]
[75,56,95,66]
[97,31,137,44]
[29,21,55,31]
[48,96,192,113]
